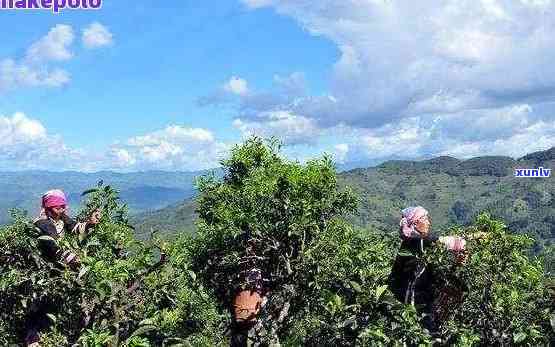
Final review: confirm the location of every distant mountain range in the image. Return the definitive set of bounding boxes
[133,147,555,251]
[0,170,216,225]
[2,148,553,251]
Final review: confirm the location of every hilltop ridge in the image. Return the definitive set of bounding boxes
[134,147,555,250]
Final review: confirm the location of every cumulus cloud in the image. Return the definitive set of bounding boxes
[200,73,321,145]
[224,76,249,96]
[0,113,230,172]
[0,25,76,92]
[197,76,251,106]
[1,23,112,93]
[338,106,555,163]
[108,125,229,171]
[0,112,47,143]
[233,110,321,145]
[82,22,114,49]
[0,113,85,171]
[25,24,75,63]
[0,59,70,91]
[198,73,307,111]
[236,0,555,160]
[333,143,349,163]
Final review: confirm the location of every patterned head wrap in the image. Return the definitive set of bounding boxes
[399,206,429,239]
[41,189,67,209]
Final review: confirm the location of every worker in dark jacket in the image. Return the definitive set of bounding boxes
[33,189,100,267]
[25,189,101,346]
[388,206,467,334]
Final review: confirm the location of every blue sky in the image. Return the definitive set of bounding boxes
[1,0,555,171]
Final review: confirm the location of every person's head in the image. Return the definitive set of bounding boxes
[47,205,67,219]
[399,206,431,239]
[41,189,68,220]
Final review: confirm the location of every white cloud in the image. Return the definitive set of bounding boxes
[0,112,47,144]
[272,72,307,97]
[0,113,231,172]
[1,23,111,93]
[233,110,321,145]
[197,76,253,106]
[0,59,71,91]
[334,143,349,163]
[223,76,249,96]
[25,24,74,63]
[235,0,555,163]
[0,25,76,92]
[82,22,114,49]
[1,110,552,172]
[199,72,307,111]
[0,113,85,171]
[337,106,555,162]
[110,125,229,171]
[237,1,555,126]
[110,148,136,167]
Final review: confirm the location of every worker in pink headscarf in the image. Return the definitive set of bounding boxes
[26,189,101,346]
[34,189,101,265]
[388,206,472,335]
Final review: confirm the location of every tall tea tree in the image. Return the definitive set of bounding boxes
[191,137,360,341]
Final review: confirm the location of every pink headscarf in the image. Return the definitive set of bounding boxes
[399,206,428,239]
[42,189,67,209]
[399,206,466,251]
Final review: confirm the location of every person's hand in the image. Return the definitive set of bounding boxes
[470,232,489,240]
[88,209,102,225]
[455,250,468,265]
[64,252,81,270]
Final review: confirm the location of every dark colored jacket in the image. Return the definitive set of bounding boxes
[388,234,440,307]
[34,215,88,263]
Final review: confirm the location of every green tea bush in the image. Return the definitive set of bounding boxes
[425,213,554,346]
[1,137,553,346]
[0,183,226,346]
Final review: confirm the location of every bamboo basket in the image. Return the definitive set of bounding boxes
[233,289,264,323]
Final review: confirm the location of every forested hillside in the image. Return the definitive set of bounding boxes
[135,147,555,252]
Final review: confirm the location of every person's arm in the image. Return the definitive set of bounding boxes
[437,235,471,265]
[438,231,490,250]
[438,236,466,252]
[466,232,489,240]
[62,209,101,242]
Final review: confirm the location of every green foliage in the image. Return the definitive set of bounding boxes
[193,137,387,344]
[192,137,357,303]
[1,138,553,346]
[189,138,553,345]
[424,213,553,345]
[282,224,431,346]
[0,183,226,346]
[142,148,555,263]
